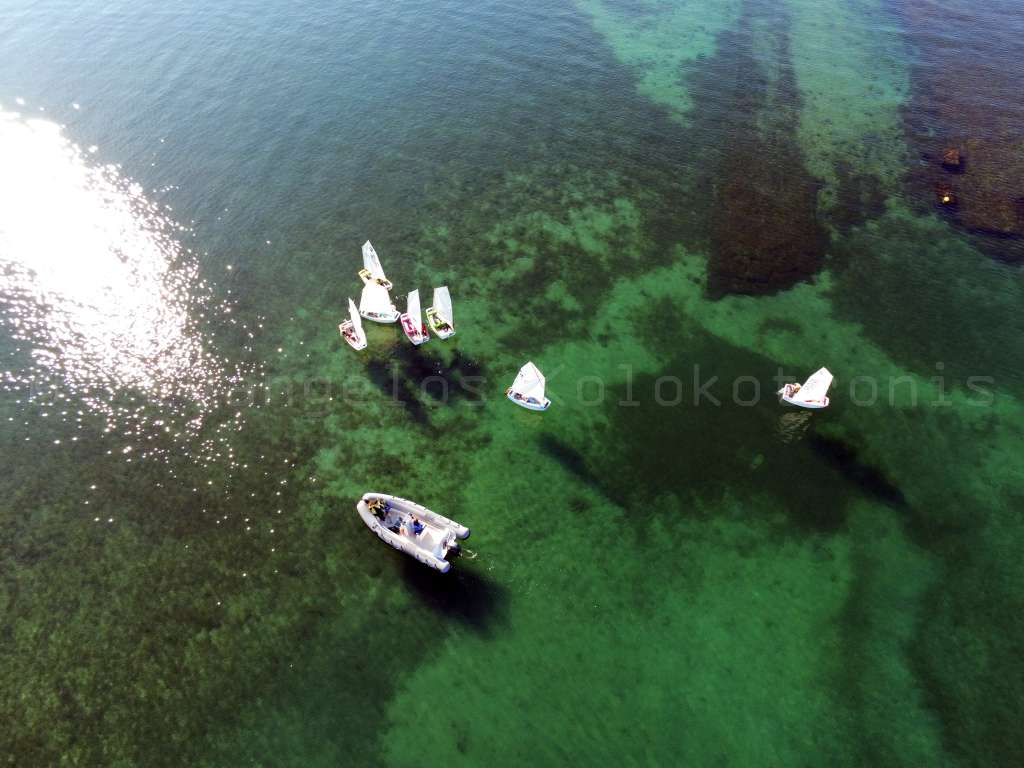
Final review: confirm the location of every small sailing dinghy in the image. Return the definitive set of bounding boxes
[400,289,430,345]
[338,297,368,350]
[778,367,833,409]
[359,280,399,323]
[358,240,393,290]
[506,361,550,411]
[357,492,470,573]
[426,285,455,339]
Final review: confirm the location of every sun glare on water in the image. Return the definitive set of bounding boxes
[0,109,257,461]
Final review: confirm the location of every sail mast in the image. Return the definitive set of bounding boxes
[407,289,421,322]
[436,286,453,327]
[362,240,386,282]
[349,298,364,336]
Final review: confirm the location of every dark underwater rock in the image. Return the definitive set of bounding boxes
[901,0,1024,245]
[694,0,829,297]
[941,146,963,171]
[708,141,828,296]
[955,137,1024,236]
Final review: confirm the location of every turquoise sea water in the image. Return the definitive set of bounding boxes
[2,0,1023,765]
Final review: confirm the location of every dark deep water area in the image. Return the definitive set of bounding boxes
[1,0,1023,765]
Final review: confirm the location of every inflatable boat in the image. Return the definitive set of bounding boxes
[356,492,470,573]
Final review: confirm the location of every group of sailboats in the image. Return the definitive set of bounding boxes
[342,241,553,411]
[339,240,456,351]
[343,242,832,414]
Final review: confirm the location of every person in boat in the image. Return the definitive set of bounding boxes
[368,498,384,518]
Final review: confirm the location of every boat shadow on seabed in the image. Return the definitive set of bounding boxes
[400,555,509,637]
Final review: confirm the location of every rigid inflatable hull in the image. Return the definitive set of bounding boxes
[357,493,469,573]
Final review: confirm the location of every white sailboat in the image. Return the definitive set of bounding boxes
[357,492,470,573]
[358,240,393,290]
[338,297,368,350]
[778,367,833,409]
[506,361,550,411]
[400,289,429,345]
[426,285,455,339]
[358,280,399,323]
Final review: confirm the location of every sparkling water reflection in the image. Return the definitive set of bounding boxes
[0,109,257,457]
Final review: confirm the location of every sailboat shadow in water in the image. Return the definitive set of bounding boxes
[364,349,488,426]
[400,557,509,637]
[807,432,907,508]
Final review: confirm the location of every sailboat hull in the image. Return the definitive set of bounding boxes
[506,390,550,411]
[360,308,399,323]
[426,309,455,339]
[780,395,829,409]
[338,321,367,350]
[778,388,830,409]
[778,383,830,409]
[400,313,429,345]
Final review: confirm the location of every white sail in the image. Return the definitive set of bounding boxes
[512,361,545,400]
[348,298,364,337]
[434,285,453,327]
[360,281,392,314]
[362,240,386,282]
[794,367,833,405]
[406,288,421,321]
